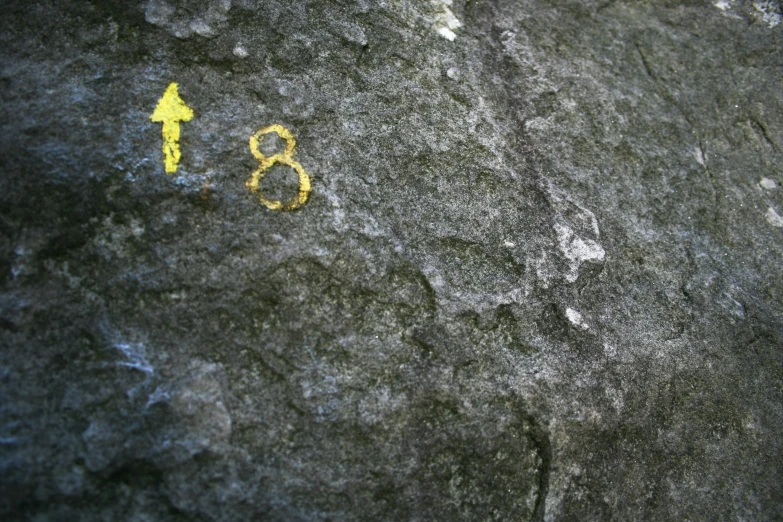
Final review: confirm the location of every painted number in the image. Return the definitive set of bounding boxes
[149,84,313,211]
[246,125,312,211]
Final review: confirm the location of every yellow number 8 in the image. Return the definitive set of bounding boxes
[246,124,312,211]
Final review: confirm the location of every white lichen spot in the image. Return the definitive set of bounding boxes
[434,0,462,41]
[504,240,516,248]
[765,206,783,227]
[565,307,589,330]
[554,223,606,283]
[232,44,249,58]
[760,177,778,190]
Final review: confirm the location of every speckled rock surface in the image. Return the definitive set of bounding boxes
[1,0,782,520]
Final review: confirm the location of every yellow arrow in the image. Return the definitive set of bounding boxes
[150,82,194,174]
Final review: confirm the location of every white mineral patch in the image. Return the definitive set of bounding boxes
[438,27,457,41]
[233,45,249,58]
[754,1,782,27]
[765,206,783,227]
[145,0,231,39]
[434,0,462,41]
[168,362,233,450]
[190,19,216,37]
[565,307,589,330]
[760,177,777,189]
[145,0,175,25]
[146,386,172,409]
[334,20,368,46]
[714,0,744,19]
[714,0,733,10]
[692,145,705,166]
[554,223,606,283]
[605,385,624,413]
[114,343,154,375]
[532,251,556,288]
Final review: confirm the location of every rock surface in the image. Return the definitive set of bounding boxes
[1,0,782,520]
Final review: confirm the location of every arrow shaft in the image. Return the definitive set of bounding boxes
[151,83,193,174]
[161,120,182,174]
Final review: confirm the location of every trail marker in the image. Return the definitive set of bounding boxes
[150,83,194,174]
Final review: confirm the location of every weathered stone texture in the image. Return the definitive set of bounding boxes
[1,0,782,520]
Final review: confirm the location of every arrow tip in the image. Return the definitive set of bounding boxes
[150,82,194,123]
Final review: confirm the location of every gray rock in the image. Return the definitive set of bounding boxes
[1,0,782,520]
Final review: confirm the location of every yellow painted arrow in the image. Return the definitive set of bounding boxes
[150,82,194,174]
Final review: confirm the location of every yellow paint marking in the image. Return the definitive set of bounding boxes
[150,83,194,174]
[246,124,312,211]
